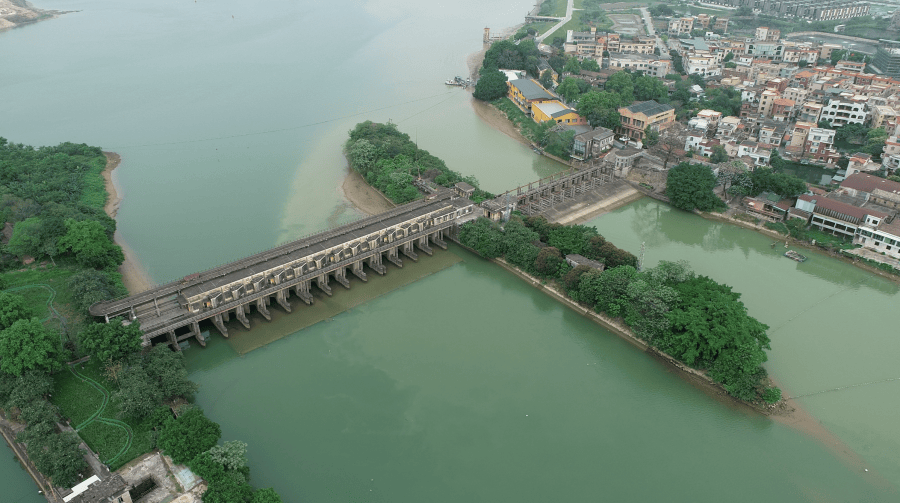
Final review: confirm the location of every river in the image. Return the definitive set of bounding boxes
[0,0,898,501]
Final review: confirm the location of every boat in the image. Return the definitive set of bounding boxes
[784,250,807,262]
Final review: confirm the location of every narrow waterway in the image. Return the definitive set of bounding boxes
[1,0,899,500]
[0,441,45,503]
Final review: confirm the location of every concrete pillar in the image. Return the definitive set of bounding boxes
[316,274,332,296]
[192,321,206,347]
[235,304,251,329]
[212,313,229,338]
[276,288,292,312]
[431,230,448,250]
[416,236,433,255]
[256,297,271,320]
[333,267,350,289]
[294,281,314,304]
[386,248,403,268]
[351,260,367,282]
[222,310,230,322]
[167,330,181,351]
[368,253,386,274]
[402,241,418,261]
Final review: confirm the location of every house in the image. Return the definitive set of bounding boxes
[856,219,900,260]
[714,17,729,33]
[796,194,889,239]
[454,182,476,198]
[845,153,881,176]
[572,127,615,161]
[668,17,694,35]
[820,94,868,126]
[744,192,792,221]
[606,53,672,78]
[869,105,898,129]
[617,100,675,141]
[508,79,556,116]
[606,146,643,177]
[755,27,781,42]
[840,173,900,199]
[531,100,587,125]
[771,98,796,121]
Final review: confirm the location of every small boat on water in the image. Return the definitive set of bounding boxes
[784,250,807,262]
[445,76,471,87]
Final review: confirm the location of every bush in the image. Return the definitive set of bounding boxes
[158,408,221,464]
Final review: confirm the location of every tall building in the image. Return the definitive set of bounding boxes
[871,40,900,78]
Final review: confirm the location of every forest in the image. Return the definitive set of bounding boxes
[0,139,281,501]
[345,121,493,204]
[458,215,781,405]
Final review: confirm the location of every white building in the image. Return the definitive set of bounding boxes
[820,96,869,127]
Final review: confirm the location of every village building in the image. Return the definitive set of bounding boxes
[572,127,615,161]
[531,100,587,125]
[508,79,556,117]
[617,100,675,141]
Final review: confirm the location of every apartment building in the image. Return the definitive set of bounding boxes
[606,53,671,78]
[755,27,781,42]
[668,17,694,35]
[820,94,868,126]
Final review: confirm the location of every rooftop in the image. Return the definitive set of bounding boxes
[841,173,900,196]
[623,100,673,117]
[509,79,554,101]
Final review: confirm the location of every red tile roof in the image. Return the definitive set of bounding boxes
[841,174,900,195]
[799,194,889,221]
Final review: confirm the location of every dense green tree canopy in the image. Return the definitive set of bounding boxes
[159,408,222,464]
[643,126,660,148]
[0,318,60,375]
[68,269,129,314]
[26,431,87,487]
[577,91,623,129]
[78,319,143,363]
[0,292,31,331]
[666,162,726,212]
[710,145,729,164]
[633,75,668,103]
[604,71,635,103]
[251,488,284,503]
[581,58,601,72]
[556,77,582,103]
[473,69,509,101]
[209,440,249,471]
[58,218,124,270]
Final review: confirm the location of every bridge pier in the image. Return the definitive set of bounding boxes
[167,330,181,351]
[191,321,206,347]
[402,241,418,261]
[235,304,251,329]
[333,267,351,289]
[386,248,403,268]
[213,313,229,338]
[351,261,367,282]
[368,253,386,274]
[416,236,433,256]
[276,288,292,312]
[256,297,271,321]
[294,281,314,304]
[431,230,448,250]
[316,274,333,296]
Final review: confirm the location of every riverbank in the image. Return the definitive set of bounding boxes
[102,152,153,294]
[340,169,396,216]
[0,1,68,31]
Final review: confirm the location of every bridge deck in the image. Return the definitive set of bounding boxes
[91,193,461,318]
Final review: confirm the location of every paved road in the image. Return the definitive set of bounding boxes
[639,6,670,59]
[536,0,575,43]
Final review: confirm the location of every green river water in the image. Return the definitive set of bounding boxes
[1,1,898,501]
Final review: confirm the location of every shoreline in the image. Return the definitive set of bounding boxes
[339,167,396,216]
[102,152,154,295]
[482,250,883,483]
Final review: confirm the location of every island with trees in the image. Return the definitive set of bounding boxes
[0,138,282,502]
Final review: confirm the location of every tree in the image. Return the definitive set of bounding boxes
[577,91,623,129]
[58,219,124,270]
[0,292,31,331]
[830,49,847,66]
[533,247,564,277]
[581,58,601,72]
[604,71,634,103]
[347,138,378,174]
[209,440,249,471]
[735,6,752,16]
[68,269,129,314]
[633,75,668,103]
[202,476,254,503]
[716,160,750,197]
[78,319,143,363]
[158,408,222,464]
[0,319,60,376]
[864,127,888,157]
[1,371,54,410]
[651,123,688,170]
[539,70,555,89]
[146,344,198,399]
[643,126,659,148]
[114,365,163,420]
[472,69,508,101]
[666,162,726,212]
[251,488,284,503]
[556,77,582,103]
[563,57,582,75]
[6,217,45,258]
[710,145,729,163]
[458,218,505,258]
[26,431,87,487]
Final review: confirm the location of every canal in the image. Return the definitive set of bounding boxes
[0,0,898,501]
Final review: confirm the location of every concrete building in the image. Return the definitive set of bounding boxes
[796,194,888,240]
[668,17,694,35]
[799,102,824,123]
[572,127,615,161]
[714,18,729,33]
[820,95,868,126]
[606,53,672,78]
[869,105,898,129]
[755,27,781,42]
[508,79,556,117]
[686,54,720,77]
[706,0,869,21]
[871,40,900,78]
[772,98,796,122]
[618,100,676,141]
[533,100,586,125]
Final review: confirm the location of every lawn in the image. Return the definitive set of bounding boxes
[540,0,568,17]
[52,360,156,470]
[522,21,558,36]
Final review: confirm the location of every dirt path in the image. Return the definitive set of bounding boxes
[102,153,154,294]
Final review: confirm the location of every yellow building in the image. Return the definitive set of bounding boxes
[532,100,587,125]
[618,100,675,140]
[508,78,555,116]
